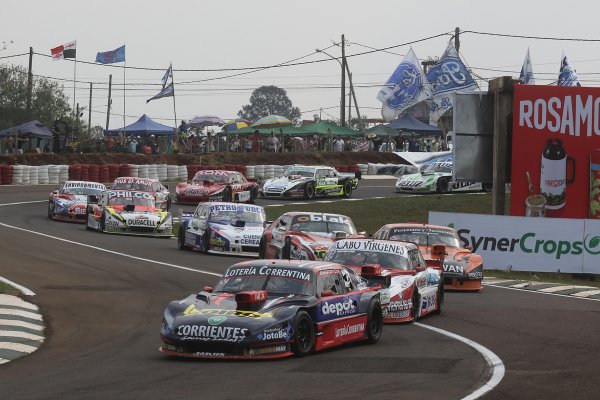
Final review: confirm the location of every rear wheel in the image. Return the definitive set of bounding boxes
[436,178,449,194]
[304,182,316,200]
[258,236,266,259]
[47,202,54,219]
[100,214,106,232]
[200,230,210,253]
[291,311,314,357]
[366,298,383,344]
[342,181,353,198]
[177,225,188,250]
[434,277,444,315]
[410,288,421,323]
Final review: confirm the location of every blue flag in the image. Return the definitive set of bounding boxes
[96,45,125,64]
[147,83,174,103]
[519,48,535,85]
[558,50,581,87]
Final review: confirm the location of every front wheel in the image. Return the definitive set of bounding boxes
[47,202,54,219]
[436,178,449,194]
[177,225,188,250]
[258,236,266,259]
[342,181,353,198]
[366,298,383,344]
[100,214,106,232]
[291,311,315,357]
[304,182,316,200]
[222,187,232,202]
[281,237,291,259]
[410,288,421,323]
[434,277,444,315]
[200,230,210,253]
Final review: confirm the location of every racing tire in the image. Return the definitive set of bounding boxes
[303,182,316,200]
[281,237,292,259]
[47,202,54,219]
[99,214,106,232]
[434,278,444,315]
[291,311,315,357]
[482,182,493,192]
[200,231,210,254]
[436,178,449,194]
[222,187,232,202]
[410,288,421,323]
[177,225,188,250]
[366,298,383,344]
[342,181,353,198]
[258,236,266,259]
[166,196,172,211]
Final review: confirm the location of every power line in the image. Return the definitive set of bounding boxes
[462,30,600,42]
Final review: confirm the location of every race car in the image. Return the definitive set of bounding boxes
[395,160,486,194]
[175,170,258,204]
[373,223,483,291]
[178,202,266,257]
[259,212,364,261]
[258,165,360,199]
[159,259,383,359]
[48,180,106,223]
[110,176,171,210]
[324,238,443,323]
[86,190,173,237]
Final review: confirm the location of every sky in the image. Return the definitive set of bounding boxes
[3,0,600,130]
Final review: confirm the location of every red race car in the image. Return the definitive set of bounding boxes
[373,223,483,291]
[259,212,365,261]
[175,170,258,205]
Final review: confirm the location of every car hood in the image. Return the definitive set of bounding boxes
[209,222,265,240]
[263,176,308,190]
[397,173,439,184]
[55,194,87,204]
[177,182,226,195]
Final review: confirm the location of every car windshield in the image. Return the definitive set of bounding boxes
[209,209,265,223]
[61,187,105,196]
[325,250,409,269]
[111,181,153,191]
[424,162,452,174]
[107,196,155,208]
[193,174,229,183]
[284,168,315,178]
[388,228,460,247]
[290,214,357,235]
[214,269,315,296]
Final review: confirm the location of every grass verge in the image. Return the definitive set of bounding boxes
[485,270,599,288]
[0,281,21,295]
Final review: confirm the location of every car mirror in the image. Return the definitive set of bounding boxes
[358,231,367,236]
[334,231,347,240]
[203,286,213,293]
[320,290,334,297]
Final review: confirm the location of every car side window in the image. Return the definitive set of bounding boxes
[408,249,422,269]
[318,272,344,295]
[278,215,292,230]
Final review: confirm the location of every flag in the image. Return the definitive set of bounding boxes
[96,45,125,64]
[161,63,172,89]
[558,50,581,86]
[377,48,432,122]
[519,48,535,84]
[147,83,174,103]
[426,41,478,125]
[51,41,76,61]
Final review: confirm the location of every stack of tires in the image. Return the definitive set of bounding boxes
[12,165,23,185]
[69,164,82,181]
[138,164,149,179]
[148,164,159,180]
[28,166,39,185]
[80,164,90,181]
[157,164,168,182]
[37,165,49,184]
[119,164,132,178]
[0,165,12,185]
[178,165,187,182]
[167,165,179,182]
[273,165,285,177]
[245,165,255,180]
[99,165,110,183]
[357,164,368,176]
[254,165,265,180]
[88,164,100,183]
[107,164,120,181]
[59,165,69,183]
[21,166,30,185]
[128,164,139,178]
[48,165,61,185]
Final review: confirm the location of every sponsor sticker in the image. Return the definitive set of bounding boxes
[335,322,365,338]
[176,324,248,342]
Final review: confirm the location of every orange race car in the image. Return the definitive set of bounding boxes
[372,223,483,291]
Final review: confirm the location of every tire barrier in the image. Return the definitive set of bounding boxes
[178,165,187,182]
[157,164,168,182]
[107,164,120,181]
[88,164,100,183]
[48,165,61,185]
[127,164,139,178]
[0,165,10,185]
[69,164,82,181]
[80,164,90,181]
[99,164,110,183]
[38,165,49,185]
[137,164,149,179]
[119,164,132,178]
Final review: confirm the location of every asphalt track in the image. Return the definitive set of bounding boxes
[1,182,599,400]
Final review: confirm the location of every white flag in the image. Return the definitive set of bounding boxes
[426,41,478,125]
[377,48,432,122]
[519,48,535,84]
[558,50,581,86]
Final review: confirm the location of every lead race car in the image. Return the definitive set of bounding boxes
[373,223,483,291]
[259,165,360,199]
[178,202,266,257]
[86,190,173,237]
[324,239,443,323]
[175,170,259,204]
[259,212,365,261]
[159,259,383,359]
[110,176,171,210]
[48,180,106,223]
[395,159,486,194]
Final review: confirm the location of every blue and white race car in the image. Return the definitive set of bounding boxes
[178,202,267,257]
[48,181,106,223]
[395,160,486,194]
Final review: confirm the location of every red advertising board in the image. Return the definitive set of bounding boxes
[511,85,600,218]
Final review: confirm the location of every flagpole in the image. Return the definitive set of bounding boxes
[72,53,77,142]
[171,63,178,137]
[123,59,126,129]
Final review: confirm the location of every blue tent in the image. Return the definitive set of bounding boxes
[105,114,174,137]
[0,120,53,138]
[387,114,442,136]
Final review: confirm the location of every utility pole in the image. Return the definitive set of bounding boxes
[455,27,460,52]
[76,103,80,137]
[348,72,352,125]
[26,47,33,120]
[105,74,112,131]
[88,82,92,136]
[341,34,346,127]
[344,60,365,134]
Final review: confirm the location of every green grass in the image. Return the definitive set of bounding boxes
[485,270,600,288]
[0,281,20,295]
[264,193,507,235]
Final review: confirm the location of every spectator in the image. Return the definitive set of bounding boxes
[283,135,293,152]
[252,131,262,152]
[431,136,440,152]
[308,135,318,151]
[345,136,352,151]
[408,133,419,152]
[230,135,240,152]
[149,135,159,154]
[333,136,345,152]
[244,136,253,152]
[127,135,138,153]
[266,132,280,152]
[3,136,15,154]
[105,136,115,152]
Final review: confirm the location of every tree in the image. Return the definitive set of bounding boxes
[238,85,301,123]
[0,63,72,130]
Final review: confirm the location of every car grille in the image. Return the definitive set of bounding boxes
[128,227,156,233]
[242,246,258,253]
[181,341,243,356]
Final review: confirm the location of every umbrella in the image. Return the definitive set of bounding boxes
[223,119,250,132]
[251,115,292,129]
[188,115,225,128]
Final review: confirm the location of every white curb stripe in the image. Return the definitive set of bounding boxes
[572,289,600,298]
[0,358,9,364]
[0,277,36,296]
[510,283,533,288]
[538,285,595,293]
[416,323,505,400]
[0,200,46,207]
[0,294,38,309]
[0,342,39,353]
[0,331,44,341]
[0,308,43,321]
[0,319,44,331]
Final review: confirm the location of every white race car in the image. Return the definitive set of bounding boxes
[395,161,487,194]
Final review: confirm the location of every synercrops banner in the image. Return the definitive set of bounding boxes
[429,212,600,274]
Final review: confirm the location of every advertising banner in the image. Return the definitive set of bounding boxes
[511,85,600,218]
[429,211,600,274]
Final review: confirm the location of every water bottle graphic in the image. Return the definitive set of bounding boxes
[540,139,575,210]
[590,150,600,218]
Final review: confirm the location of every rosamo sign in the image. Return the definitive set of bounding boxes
[512,85,600,219]
[429,212,600,274]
